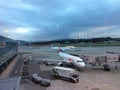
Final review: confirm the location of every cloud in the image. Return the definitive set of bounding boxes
[0,0,120,41]
[71,25,120,38]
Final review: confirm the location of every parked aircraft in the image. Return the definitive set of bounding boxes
[58,51,85,69]
[51,46,75,51]
[35,47,85,70]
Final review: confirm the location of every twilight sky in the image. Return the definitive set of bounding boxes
[0,0,120,41]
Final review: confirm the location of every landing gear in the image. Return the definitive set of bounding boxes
[78,68,81,71]
[57,62,63,66]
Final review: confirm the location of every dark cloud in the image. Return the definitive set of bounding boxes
[0,0,120,41]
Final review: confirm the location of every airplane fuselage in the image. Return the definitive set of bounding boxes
[58,52,85,68]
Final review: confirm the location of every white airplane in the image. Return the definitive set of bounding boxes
[51,46,75,51]
[58,51,85,69]
[35,47,85,70]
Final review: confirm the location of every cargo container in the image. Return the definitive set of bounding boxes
[31,73,51,87]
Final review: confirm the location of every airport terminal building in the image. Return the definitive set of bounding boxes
[0,36,18,74]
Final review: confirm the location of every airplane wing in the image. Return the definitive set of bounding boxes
[35,58,68,62]
[34,58,69,65]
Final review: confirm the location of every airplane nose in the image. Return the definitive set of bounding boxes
[80,62,85,67]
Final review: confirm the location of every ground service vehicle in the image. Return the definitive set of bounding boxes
[40,78,51,87]
[53,66,79,83]
[32,73,42,84]
[31,73,51,87]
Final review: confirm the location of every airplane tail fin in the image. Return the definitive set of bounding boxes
[59,47,63,52]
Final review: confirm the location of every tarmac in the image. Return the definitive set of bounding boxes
[1,46,120,90]
[20,57,120,90]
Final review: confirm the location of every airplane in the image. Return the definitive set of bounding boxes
[35,47,85,70]
[58,51,85,69]
[51,46,76,51]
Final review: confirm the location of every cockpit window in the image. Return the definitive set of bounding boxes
[77,61,83,62]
